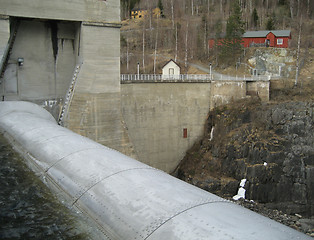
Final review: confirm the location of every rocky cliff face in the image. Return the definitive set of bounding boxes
[248,48,296,77]
[177,98,314,217]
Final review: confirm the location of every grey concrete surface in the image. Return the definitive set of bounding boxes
[0,0,120,23]
[0,16,9,70]
[4,19,78,101]
[121,83,212,173]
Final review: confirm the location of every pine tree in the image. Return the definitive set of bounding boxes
[266,17,275,30]
[219,0,245,64]
[278,0,287,5]
[158,0,165,18]
[252,8,259,29]
[214,19,222,64]
[121,0,141,18]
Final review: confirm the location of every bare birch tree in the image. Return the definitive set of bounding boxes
[185,20,189,68]
[290,0,294,19]
[175,23,178,62]
[142,24,145,73]
[153,17,159,74]
[191,0,194,16]
[249,0,253,13]
[208,0,210,13]
[171,0,175,29]
[295,15,302,86]
[126,37,129,71]
[296,0,300,17]
[204,21,207,54]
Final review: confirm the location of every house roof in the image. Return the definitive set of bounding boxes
[243,30,270,38]
[270,30,291,37]
[243,30,291,38]
[162,59,181,69]
[209,30,291,39]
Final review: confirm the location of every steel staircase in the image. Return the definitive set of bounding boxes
[58,64,81,126]
[0,19,20,81]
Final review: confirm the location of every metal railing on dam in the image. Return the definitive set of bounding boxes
[121,74,270,83]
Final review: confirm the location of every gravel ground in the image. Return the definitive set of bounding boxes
[230,198,314,238]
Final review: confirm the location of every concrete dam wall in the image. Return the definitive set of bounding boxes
[121,80,269,173]
[121,83,211,173]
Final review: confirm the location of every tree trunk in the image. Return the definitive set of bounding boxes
[175,23,178,62]
[149,11,152,30]
[250,0,253,13]
[204,21,207,54]
[295,16,302,86]
[191,0,194,16]
[142,27,145,73]
[154,18,159,74]
[185,21,189,68]
[126,37,129,71]
[297,0,300,17]
[208,0,210,13]
[290,0,294,19]
[171,0,175,29]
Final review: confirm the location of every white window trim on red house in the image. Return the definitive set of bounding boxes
[277,39,283,45]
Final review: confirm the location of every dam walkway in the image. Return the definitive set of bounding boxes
[120,74,270,83]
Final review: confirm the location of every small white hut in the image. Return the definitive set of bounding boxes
[162,59,180,79]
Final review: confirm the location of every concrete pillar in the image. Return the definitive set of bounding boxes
[210,81,246,109]
[65,22,136,159]
[75,22,121,94]
[0,15,10,94]
[0,16,9,66]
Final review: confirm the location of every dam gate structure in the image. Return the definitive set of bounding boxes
[120,75,269,173]
[0,1,270,173]
[0,0,136,158]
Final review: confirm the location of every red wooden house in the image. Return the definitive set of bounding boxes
[209,30,291,49]
[242,30,291,48]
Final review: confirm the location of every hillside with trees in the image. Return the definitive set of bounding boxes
[120,0,313,77]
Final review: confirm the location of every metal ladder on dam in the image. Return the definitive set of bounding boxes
[0,19,20,82]
[58,64,81,126]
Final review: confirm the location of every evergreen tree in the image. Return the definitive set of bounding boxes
[219,0,245,64]
[266,17,275,30]
[158,0,165,18]
[214,19,223,64]
[215,20,222,41]
[121,0,141,17]
[252,8,259,29]
[278,0,287,6]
